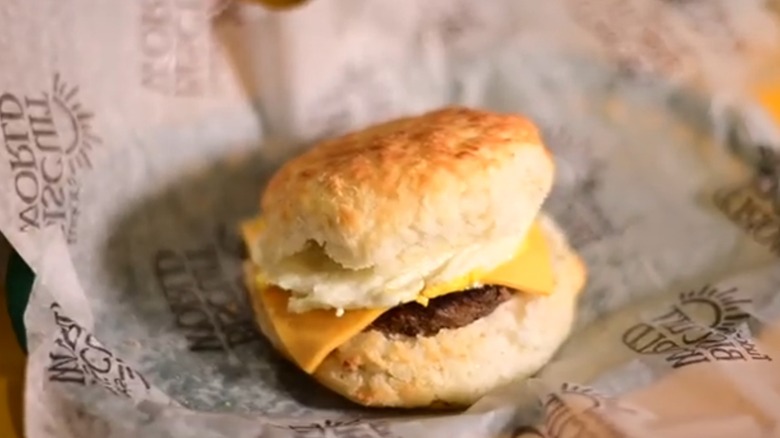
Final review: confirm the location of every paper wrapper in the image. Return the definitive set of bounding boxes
[3,0,780,437]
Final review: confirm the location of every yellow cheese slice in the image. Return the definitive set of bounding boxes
[241,218,266,263]
[257,286,387,373]
[241,217,556,373]
[412,222,553,304]
[481,221,554,296]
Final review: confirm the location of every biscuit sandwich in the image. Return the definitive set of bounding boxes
[240,107,587,408]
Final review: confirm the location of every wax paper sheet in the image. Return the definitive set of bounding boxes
[2,0,780,437]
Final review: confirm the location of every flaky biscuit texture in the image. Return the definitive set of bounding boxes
[256,107,554,310]
[311,215,586,408]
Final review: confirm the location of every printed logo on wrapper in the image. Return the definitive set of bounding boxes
[139,0,235,97]
[512,383,650,438]
[714,146,780,256]
[566,0,748,82]
[152,224,260,352]
[621,284,772,368]
[47,302,155,399]
[546,130,619,249]
[266,419,398,438]
[554,165,617,249]
[0,73,101,244]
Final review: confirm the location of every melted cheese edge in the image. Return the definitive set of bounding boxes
[242,218,554,373]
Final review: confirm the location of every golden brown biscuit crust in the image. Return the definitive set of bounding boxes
[257,107,554,273]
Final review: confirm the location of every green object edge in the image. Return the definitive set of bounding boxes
[5,250,31,353]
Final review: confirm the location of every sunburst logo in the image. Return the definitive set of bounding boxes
[676,285,750,331]
[621,284,771,368]
[49,73,102,173]
[268,418,395,438]
[558,384,651,420]
[514,383,649,438]
[557,383,604,407]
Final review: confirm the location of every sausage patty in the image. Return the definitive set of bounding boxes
[367,285,515,337]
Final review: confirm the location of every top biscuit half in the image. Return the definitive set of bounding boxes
[257,107,555,272]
